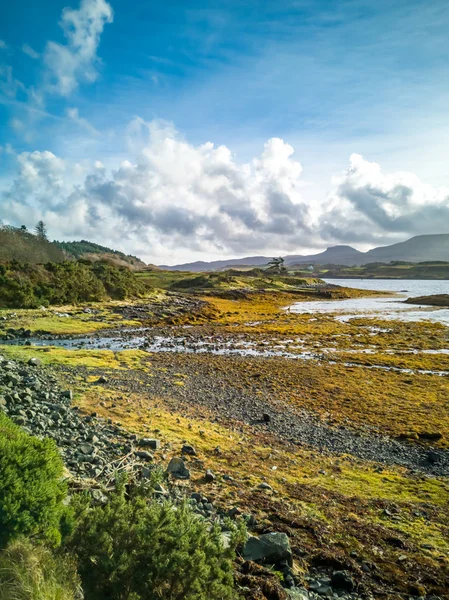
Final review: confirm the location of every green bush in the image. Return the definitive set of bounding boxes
[0,413,68,548]
[67,482,244,600]
[0,260,146,308]
[0,539,81,600]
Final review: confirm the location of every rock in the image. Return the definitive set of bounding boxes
[243,532,292,566]
[257,482,273,491]
[167,457,190,479]
[331,570,355,591]
[61,390,73,401]
[138,438,161,450]
[181,444,197,456]
[96,376,108,384]
[427,450,440,464]
[135,451,153,461]
[263,413,271,423]
[286,590,309,600]
[27,357,41,366]
[204,469,215,483]
[418,431,443,441]
[79,443,95,456]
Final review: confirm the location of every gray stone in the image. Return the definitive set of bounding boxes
[257,482,273,491]
[181,444,197,456]
[138,438,161,450]
[204,469,215,483]
[79,443,95,456]
[331,570,355,592]
[243,532,292,566]
[28,357,41,366]
[167,457,190,479]
[135,450,153,461]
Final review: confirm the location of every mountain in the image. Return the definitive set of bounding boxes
[363,234,449,263]
[159,256,272,271]
[162,234,449,271]
[285,245,365,266]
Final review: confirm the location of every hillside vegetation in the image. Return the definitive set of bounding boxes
[0,226,65,264]
[137,268,322,292]
[55,240,150,270]
[0,260,146,308]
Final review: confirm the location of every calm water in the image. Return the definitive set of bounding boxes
[289,279,449,325]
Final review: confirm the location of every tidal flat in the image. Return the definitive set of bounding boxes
[1,284,448,598]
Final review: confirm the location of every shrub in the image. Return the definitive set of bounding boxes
[67,482,245,600]
[0,260,147,308]
[0,413,68,548]
[0,539,81,600]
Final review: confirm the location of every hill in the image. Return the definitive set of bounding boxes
[163,234,449,271]
[54,240,152,270]
[0,226,65,264]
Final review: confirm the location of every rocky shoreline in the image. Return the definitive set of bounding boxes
[0,353,375,600]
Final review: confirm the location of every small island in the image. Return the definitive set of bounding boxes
[405,294,449,307]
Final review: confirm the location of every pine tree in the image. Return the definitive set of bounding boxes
[35,220,48,241]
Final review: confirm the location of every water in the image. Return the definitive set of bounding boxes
[288,279,449,325]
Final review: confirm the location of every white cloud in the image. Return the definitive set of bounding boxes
[320,153,449,243]
[0,65,25,99]
[43,0,113,96]
[2,124,448,262]
[1,120,315,261]
[66,107,98,134]
[22,44,40,60]
[0,40,7,50]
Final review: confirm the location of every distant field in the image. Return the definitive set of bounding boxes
[290,261,449,279]
[136,268,322,291]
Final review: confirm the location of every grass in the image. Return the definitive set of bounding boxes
[0,345,150,371]
[73,383,449,594]
[0,540,80,600]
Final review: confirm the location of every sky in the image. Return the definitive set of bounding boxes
[1,0,449,265]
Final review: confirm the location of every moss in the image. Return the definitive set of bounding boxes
[0,345,150,371]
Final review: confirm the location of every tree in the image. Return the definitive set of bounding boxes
[267,257,286,274]
[35,220,48,241]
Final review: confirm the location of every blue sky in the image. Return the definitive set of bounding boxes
[1,0,449,263]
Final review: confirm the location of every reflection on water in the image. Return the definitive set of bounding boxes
[288,279,449,325]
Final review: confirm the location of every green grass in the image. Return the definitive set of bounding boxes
[0,345,150,370]
[136,269,321,291]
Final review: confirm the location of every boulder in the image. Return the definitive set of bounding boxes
[331,570,355,591]
[167,457,190,479]
[243,532,292,566]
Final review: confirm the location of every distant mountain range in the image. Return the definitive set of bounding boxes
[160,234,449,271]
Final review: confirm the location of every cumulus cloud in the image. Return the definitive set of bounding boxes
[43,0,113,96]
[2,126,448,263]
[1,120,316,261]
[320,153,449,244]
